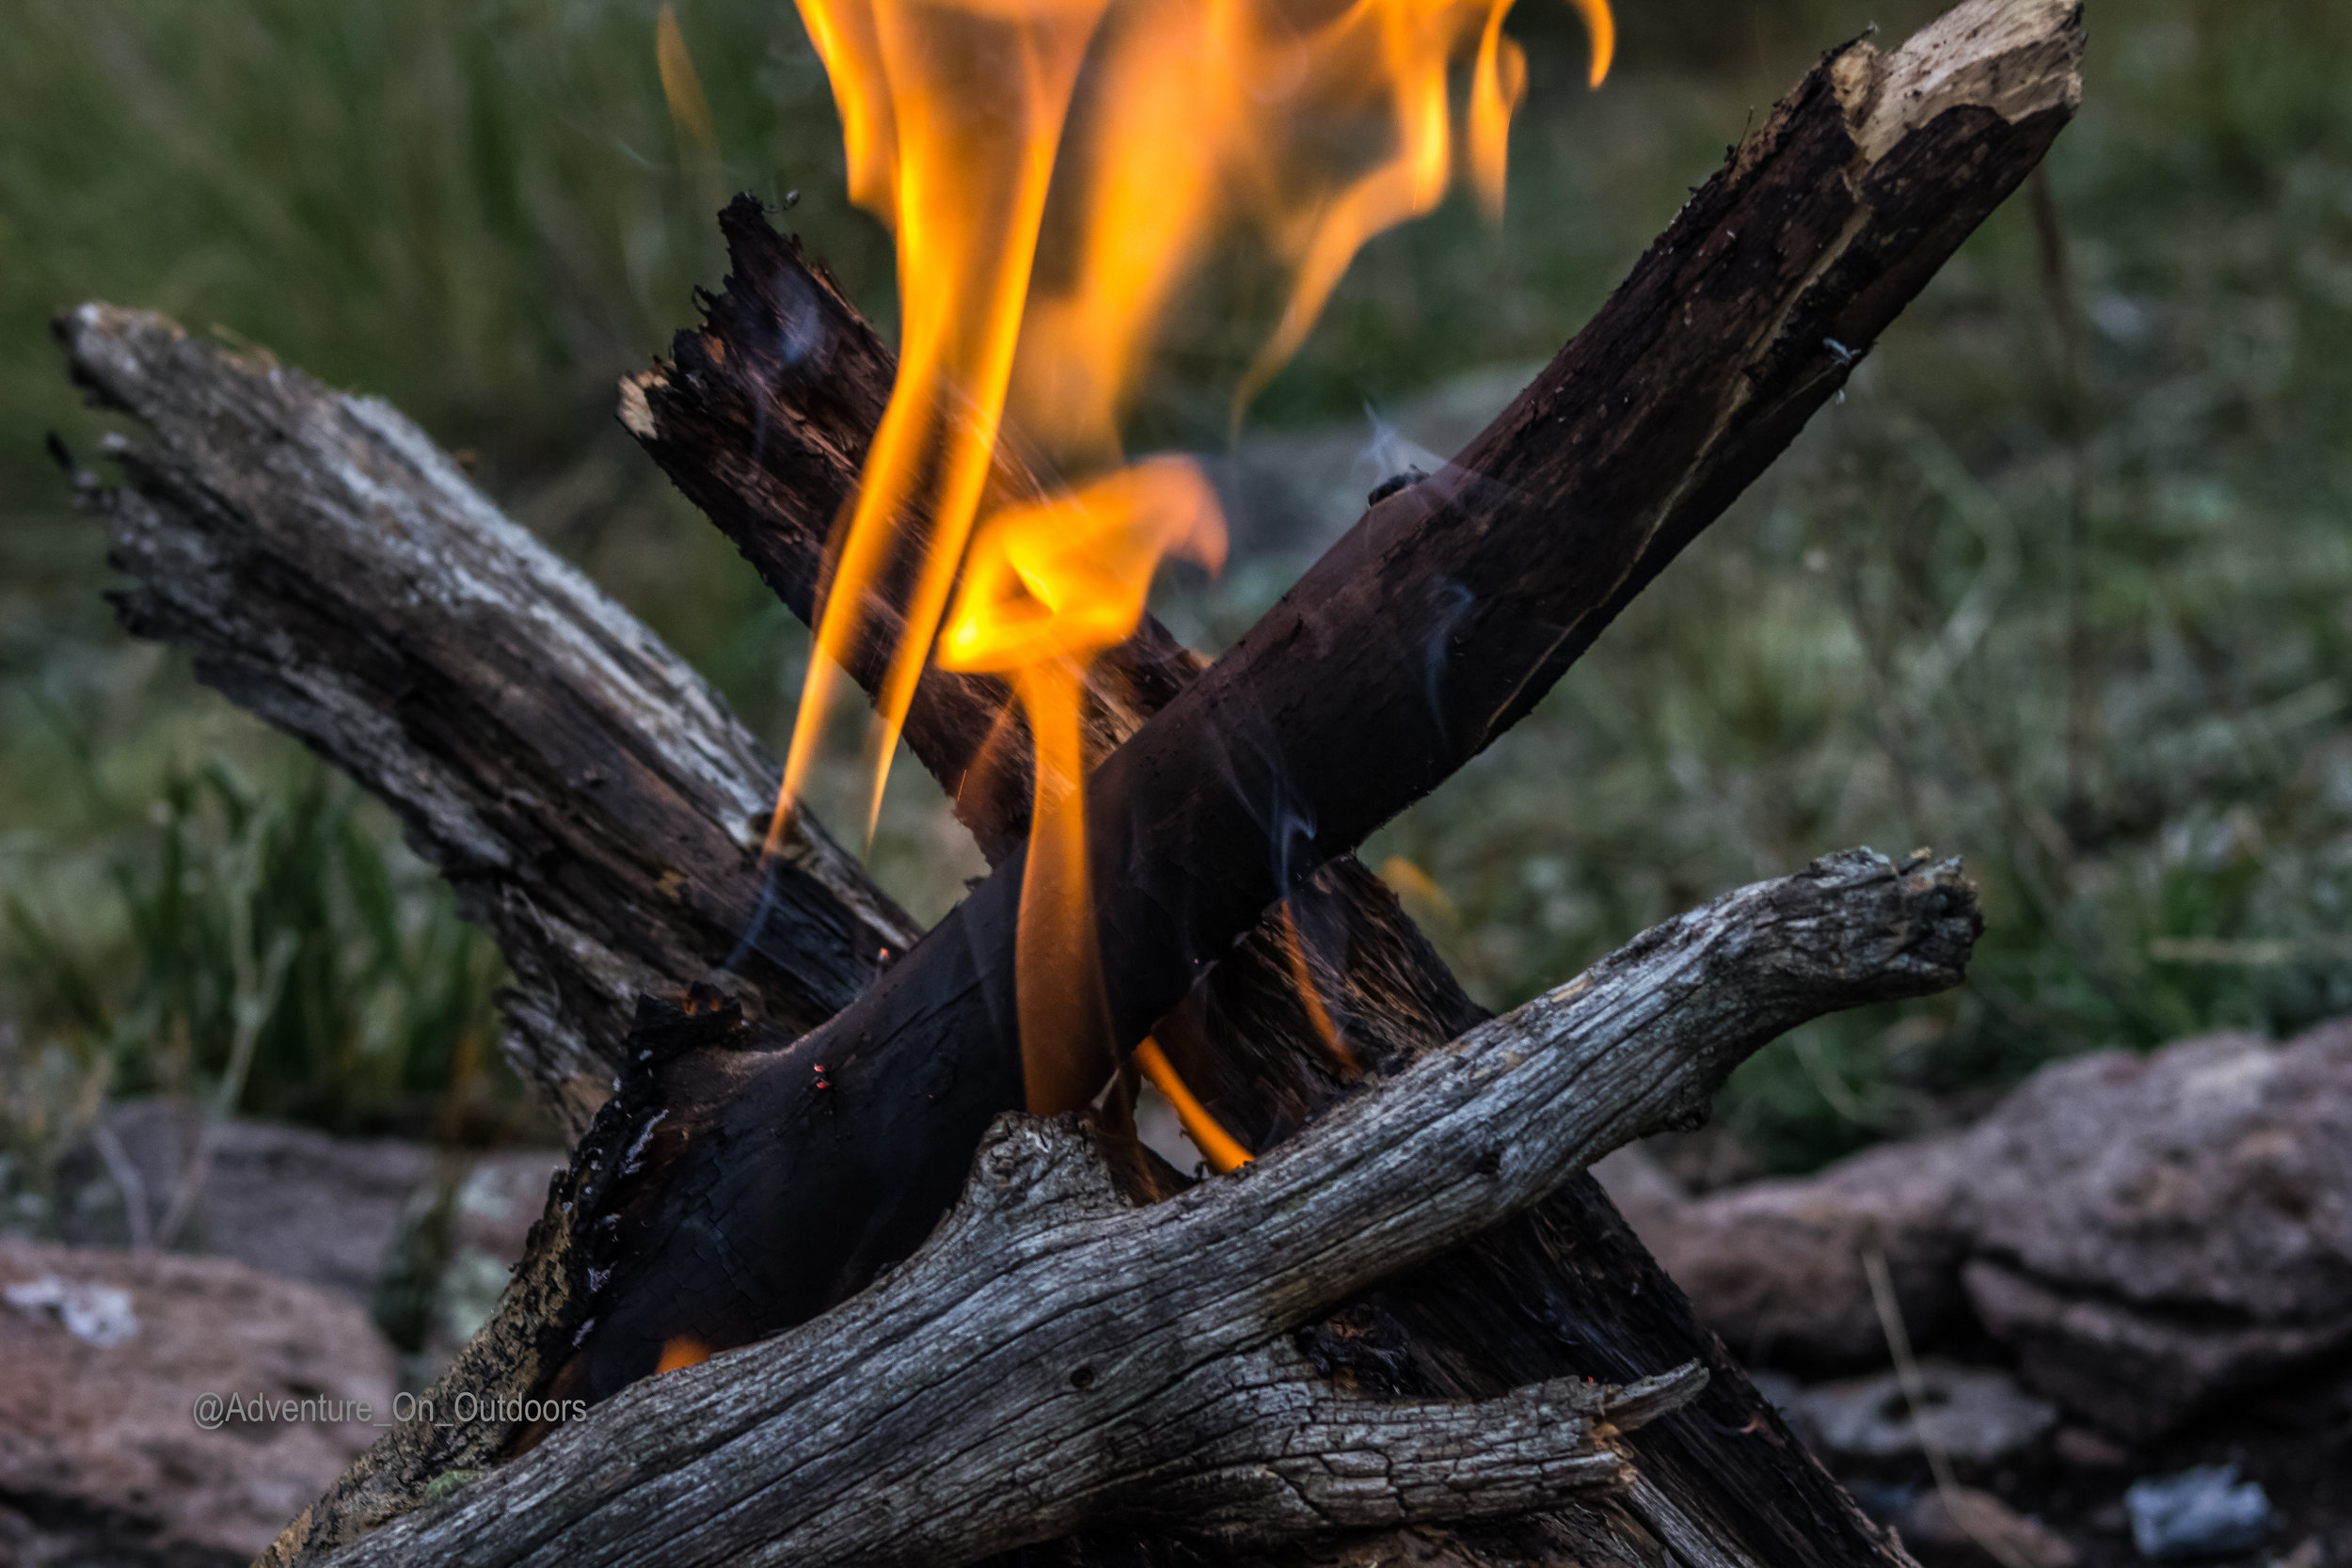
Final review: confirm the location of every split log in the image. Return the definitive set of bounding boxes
[54,306,918,1129]
[323,850,1980,1568]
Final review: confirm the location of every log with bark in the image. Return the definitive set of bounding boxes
[56,309,918,1131]
[44,1,2073,1563]
[320,850,1979,1568]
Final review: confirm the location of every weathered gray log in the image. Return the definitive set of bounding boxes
[55,306,917,1130]
[324,849,1979,1568]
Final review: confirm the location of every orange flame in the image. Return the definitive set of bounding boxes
[937,458,1225,1112]
[773,0,1613,1111]
[1135,1037,1254,1173]
[1279,902,1358,1077]
[656,1335,711,1373]
[780,0,1113,843]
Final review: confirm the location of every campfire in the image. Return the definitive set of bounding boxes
[54,0,2081,1563]
[771,0,1613,1129]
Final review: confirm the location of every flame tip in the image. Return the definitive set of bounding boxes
[781,0,1598,1115]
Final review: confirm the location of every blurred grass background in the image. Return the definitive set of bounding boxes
[2,0,2348,1212]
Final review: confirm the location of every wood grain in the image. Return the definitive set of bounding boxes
[56,305,917,1129]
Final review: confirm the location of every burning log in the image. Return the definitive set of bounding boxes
[44,1,2069,1563]
[546,0,2075,1444]
[307,851,1979,1568]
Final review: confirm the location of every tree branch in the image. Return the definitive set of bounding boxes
[324,850,1978,1568]
[54,306,916,1129]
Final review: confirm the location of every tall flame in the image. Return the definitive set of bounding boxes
[772,0,1613,1114]
[936,457,1224,1112]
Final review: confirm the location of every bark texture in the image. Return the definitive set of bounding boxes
[322,851,1978,1568]
[56,306,916,1130]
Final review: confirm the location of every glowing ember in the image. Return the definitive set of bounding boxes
[771,0,1613,1114]
[1279,904,1358,1077]
[656,1335,712,1373]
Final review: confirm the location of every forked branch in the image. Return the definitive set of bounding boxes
[324,849,1977,1568]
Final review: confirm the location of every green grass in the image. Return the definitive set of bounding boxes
[1343,0,2352,1166]
[2,0,2349,1185]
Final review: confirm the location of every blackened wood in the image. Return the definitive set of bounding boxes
[622,210,1200,862]
[54,305,919,1132]
[315,851,1979,1568]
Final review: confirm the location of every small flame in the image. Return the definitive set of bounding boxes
[768,0,1612,1110]
[1279,903,1358,1077]
[1135,1037,1254,1173]
[937,458,1225,1112]
[657,5,721,157]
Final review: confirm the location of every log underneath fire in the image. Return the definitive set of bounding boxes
[320,851,1979,1568]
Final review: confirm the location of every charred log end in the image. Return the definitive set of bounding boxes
[255,988,757,1568]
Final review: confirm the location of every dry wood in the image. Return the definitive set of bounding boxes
[55,305,917,1130]
[322,850,1979,1568]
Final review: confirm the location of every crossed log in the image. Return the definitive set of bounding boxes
[51,2,2074,1562]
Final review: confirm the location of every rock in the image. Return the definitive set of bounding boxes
[64,1100,438,1301]
[1593,1021,2352,1436]
[1740,1367,1830,1454]
[5,1272,140,1345]
[1792,1361,2058,1471]
[1959,1025,2352,1325]
[1963,1259,2348,1442]
[0,1237,395,1563]
[1955,1022,2352,1436]
[59,1101,560,1359]
[2124,1465,2272,1560]
[1895,1485,2079,1568]
[1589,1146,1691,1241]
[1633,1127,1764,1194]
[1623,1132,1975,1372]
[420,1149,564,1370]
